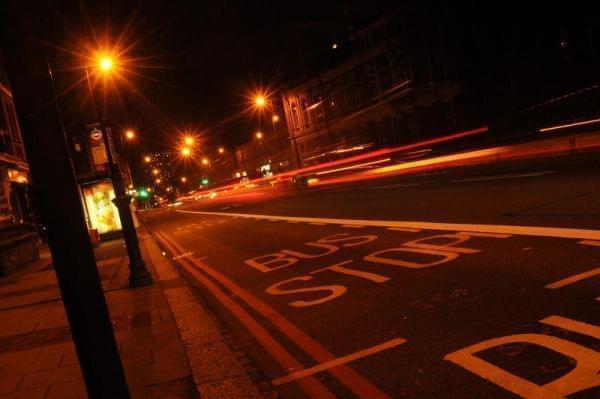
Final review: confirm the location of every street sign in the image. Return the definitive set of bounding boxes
[89,128,108,170]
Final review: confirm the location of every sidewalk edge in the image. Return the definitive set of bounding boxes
[140,226,270,399]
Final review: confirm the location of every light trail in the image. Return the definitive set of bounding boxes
[539,118,600,133]
[190,126,488,198]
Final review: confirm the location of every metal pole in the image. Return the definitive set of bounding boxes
[0,2,130,397]
[101,126,153,288]
[85,69,152,288]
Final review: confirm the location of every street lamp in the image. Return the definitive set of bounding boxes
[180,176,187,183]
[218,147,225,154]
[125,129,135,140]
[255,95,266,108]
[181,147,192,157]
[85,50,153,288]
[271,115,280,123]
[155,178,161,184]
[98,56,113,72]
[184,136,194,146]
[152,168,159,176]
[143,155,151,163]
[255,131,264,140]
[201,157,209,166]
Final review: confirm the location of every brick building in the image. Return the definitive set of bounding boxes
[281,2,600,166]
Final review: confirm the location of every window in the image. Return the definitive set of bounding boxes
[391,49,411,83]
[375,53,392,91]
[444,100,457,129]
[300,99,309,127]
[291,102,300,128]
[365,62,378,99]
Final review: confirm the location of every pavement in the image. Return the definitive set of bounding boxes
[0,231,264,398]
[140,153,600,398]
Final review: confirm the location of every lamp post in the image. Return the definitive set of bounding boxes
[85,54,153,288]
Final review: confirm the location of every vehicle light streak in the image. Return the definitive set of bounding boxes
[539,118,600,133]
[189,126,487,198]
[311,132,600,187]
[314,158,391,176]
[289,126,488,178]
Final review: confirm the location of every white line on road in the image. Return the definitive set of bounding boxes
[579,240,600,247]
[541,316,600,339]
[272,337,406,386]
[545,267,600,289]
[176,210,600,240]
[387,227,421,232]
[367,182,426,189]
[450,171,555,183]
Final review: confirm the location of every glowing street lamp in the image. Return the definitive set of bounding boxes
[152,168,159,176]
[255,95,266,108]
[271,115,280,123]
[155,178,161,184]
[181,147,192,157]
[184,136,195,146]
[98,56,113,72]
[125,129,135,140]
[201,157,209,166]
[180,176,187,183]
[218,147,225,154]
[143,155,151,163]
[255,131,264,140]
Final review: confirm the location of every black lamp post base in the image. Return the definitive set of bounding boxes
[128,263,154,288]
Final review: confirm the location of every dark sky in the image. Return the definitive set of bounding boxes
[44,0,358,154]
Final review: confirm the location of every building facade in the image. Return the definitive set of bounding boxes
[0,52,31,224]
[281,7,473,166]
[282,2,600,166]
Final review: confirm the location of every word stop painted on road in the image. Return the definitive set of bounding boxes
[250,231,509,307]
[445,315,600,399]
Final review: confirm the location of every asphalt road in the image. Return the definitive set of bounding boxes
[140,155,600,399]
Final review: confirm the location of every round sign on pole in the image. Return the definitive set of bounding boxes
[89,128,103,142]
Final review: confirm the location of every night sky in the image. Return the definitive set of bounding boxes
[43,0,359,154]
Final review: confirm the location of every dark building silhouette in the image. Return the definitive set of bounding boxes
[281,2,600,165]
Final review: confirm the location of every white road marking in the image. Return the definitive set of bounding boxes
[579,240,600,247]
[545,267,600,289]
[387,227,421,232]
[450,171,555,183]
[271,338,406,386]
[368,182,425,189]
[176,210,600,240]
[541,316,600,339]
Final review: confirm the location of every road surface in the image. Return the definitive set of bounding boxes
[140,155,600,399]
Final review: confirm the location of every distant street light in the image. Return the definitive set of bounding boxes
[201,157,209,165]
[143,155,151,163]
[181,147,192,157]
[180,176,187,183]
[271,115,280,123]
[152,168,159,175]
[184,136,194,146]
[255,131,264,140]
[125,129,135,140]
[218,147,225,154]
[155,178,161,184]
[255,95,266,108]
